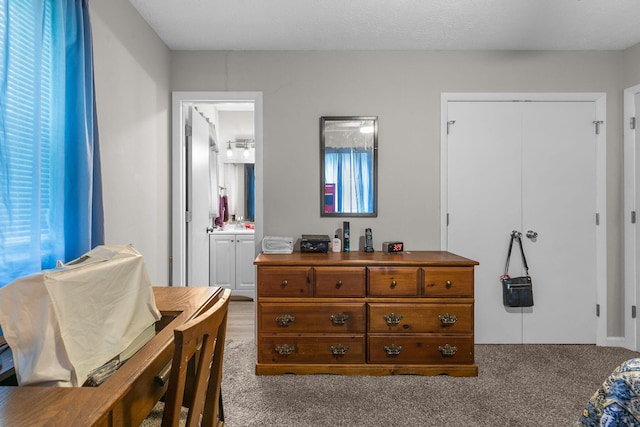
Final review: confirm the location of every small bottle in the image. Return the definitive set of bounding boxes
[343,221,350,252]
[332,235,341,252]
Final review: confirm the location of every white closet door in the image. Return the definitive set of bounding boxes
[447,101,597,344]
[187,108,212,287]
[521,102,597,343]
[447,102,523,344]
[624,87,640,350]
[635,91,640,349]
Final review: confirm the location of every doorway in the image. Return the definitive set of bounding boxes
[171,92,263,288]
[441,93,607,345]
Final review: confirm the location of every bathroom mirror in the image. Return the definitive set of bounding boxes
[320,116,378,217]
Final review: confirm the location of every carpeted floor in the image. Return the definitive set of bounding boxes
[143,340,639,426]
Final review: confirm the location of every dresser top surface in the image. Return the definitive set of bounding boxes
[254,250,478,266]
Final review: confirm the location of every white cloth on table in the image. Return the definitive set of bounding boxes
[0,245,161,387]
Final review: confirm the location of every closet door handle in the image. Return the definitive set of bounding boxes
[526,230,538,239]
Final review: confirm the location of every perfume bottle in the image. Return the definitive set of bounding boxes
[343,221,350,252]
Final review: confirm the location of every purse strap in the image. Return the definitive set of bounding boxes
[503,230,530,276]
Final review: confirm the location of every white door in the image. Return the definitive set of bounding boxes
[447,102,524,344]
[624,85,640,350]
[447,100,598,344]
[187,108,212,287]
[520,102,597,343]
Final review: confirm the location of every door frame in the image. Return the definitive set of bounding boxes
[171,91,263,287]
[624,84,640,350]
[440,92,607,346]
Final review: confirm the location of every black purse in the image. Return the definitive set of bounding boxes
[501,231,534,307]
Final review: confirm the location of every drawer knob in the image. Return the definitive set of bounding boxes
[446,280,452,289]
[335,280,343,289]
[275,314,295,327]
[275,344,295,355]
[383,313,403,326]
[330,344,350,356]
[329,312,350,325]
[281,279,288,287]
[384,343,403,356]
[438,344,458,356]
[438,313,458,326]
[390,280,397,289]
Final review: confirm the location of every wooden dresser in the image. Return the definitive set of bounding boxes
[254,251,478,376]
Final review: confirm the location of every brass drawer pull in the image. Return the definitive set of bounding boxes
[383,312,403,326]
[335,280,342,289]
[330,344,350,356]
[384,344,403,356]
[275,314,295,327]
[329,312,349,325]
[438,313,458,326]
[281,279,288,287]
[275,344,295,355]
[390,280,397,289]
[438,344,458,356]
[446,280,452,289]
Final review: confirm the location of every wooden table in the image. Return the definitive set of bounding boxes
[0,286,222,426]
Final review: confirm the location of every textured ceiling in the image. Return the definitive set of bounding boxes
[129,0,640,51]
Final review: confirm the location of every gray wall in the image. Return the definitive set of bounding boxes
[90,0,171,285]
[90,0,640,338]
[171,50,625,335]
[623,44,640,87]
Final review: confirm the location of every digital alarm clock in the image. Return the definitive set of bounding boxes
[382,241,404,253]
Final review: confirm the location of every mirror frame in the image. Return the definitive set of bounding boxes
[320,116,378,217]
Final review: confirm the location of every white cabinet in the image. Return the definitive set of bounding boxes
[210,233,255,299]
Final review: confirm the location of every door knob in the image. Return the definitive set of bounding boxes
[526,230,538,239]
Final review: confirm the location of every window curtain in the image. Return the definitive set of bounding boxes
[0,0,103,287]
[325,148,373,213]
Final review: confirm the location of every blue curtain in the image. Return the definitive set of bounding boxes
[0,0,103,287]
[62,0,104,259]
[325,148,373,213]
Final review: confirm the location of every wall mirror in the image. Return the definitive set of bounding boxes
[320,116,378,217]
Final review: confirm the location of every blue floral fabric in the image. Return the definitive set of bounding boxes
[578,358,640,426]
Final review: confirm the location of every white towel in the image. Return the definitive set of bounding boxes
[262,236,294,254]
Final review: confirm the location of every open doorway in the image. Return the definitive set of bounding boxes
[171,92,263,292]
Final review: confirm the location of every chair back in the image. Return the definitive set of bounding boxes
[162,288,231,427]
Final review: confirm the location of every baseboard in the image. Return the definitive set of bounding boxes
[606,336,625,348]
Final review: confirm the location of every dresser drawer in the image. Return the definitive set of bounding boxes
[259,303,366,333]
[367,267,421,297]
[368,335,473,364]
[257,266,313,297]
[259,335,366,364]
[423,267,474,297]
[315,267,366,297]
[368,303,473,334]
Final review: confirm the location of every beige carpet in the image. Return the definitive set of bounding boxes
[142,340,638,426]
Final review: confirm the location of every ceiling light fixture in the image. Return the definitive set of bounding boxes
[226,141,233,158]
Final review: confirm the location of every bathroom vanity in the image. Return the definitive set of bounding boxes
[254,251,478,376]
[210,229,255,299]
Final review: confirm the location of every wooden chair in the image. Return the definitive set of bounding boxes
[162,288,231,427]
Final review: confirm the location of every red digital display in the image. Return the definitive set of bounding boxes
[383,241,404,253]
